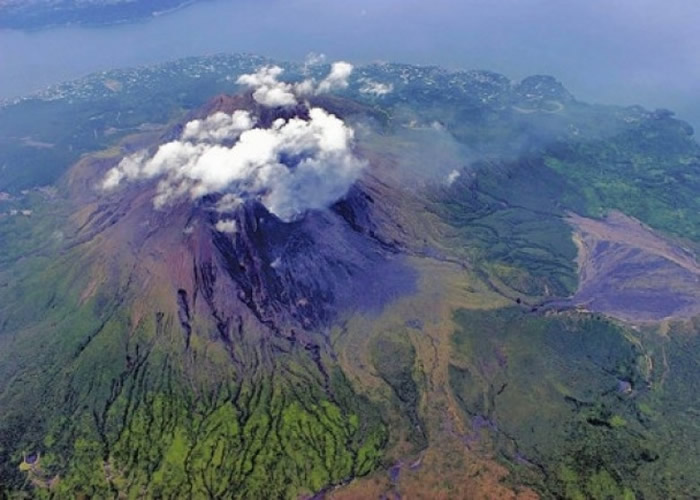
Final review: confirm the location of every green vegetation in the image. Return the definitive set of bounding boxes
[0,244,386,498]
[543,115,700,242]
[0,191,70,267]
[0,65,245,192]
[2,57,700,498]
[40,370,384,499]
[371,331,427,452]
[431,158,582,297]
[430,109,700,300]
[449,308,700,498]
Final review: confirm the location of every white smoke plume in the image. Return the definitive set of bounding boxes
[236,66,298,108]
[316,62,354,94]
[359,78,394,96]
[102,63,366,222]
[446,169,461,185]
[236,61,354,108]
[181,110,254,142]
[303,52,327,73]
[215,219,238,233]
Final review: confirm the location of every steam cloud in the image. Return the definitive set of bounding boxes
[236,65,298,107]
[303,52,327,73]
[102,62,366,223]
[446,169,461,185]
[181,110,255,142]
[359,78,394,96]
[316,62,354,94]
[215,219,238,233]
[236,61,354,107]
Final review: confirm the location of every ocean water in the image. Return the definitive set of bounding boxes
[1,0,699,127]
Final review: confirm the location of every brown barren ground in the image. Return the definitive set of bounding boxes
[331,258,537,499]
[567,211,700,322]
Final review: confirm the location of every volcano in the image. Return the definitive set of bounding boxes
[2,57,700,499]
[72,92,418,349]
[0,88,426,498]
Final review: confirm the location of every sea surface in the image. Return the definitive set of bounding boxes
[1,0,699,127]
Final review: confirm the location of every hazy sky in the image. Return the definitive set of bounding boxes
[1,0,699,126]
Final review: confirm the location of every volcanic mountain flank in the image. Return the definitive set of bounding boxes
[69,92,418,367]
[6,59,700,499]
